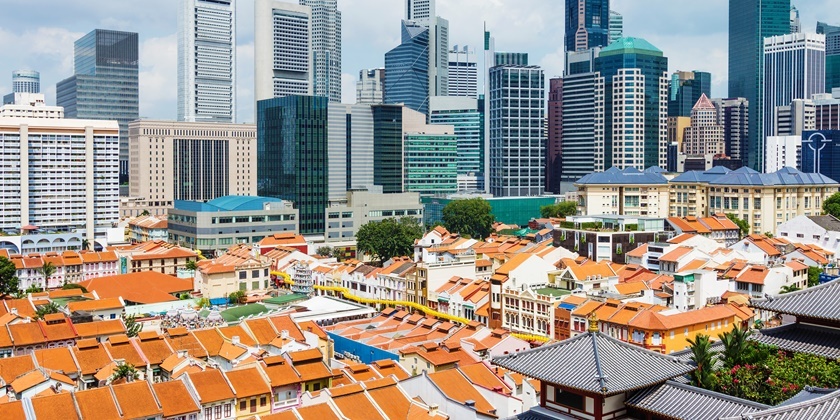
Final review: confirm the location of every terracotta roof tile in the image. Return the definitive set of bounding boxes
[225,366,270,398]
[72,341,112,376]
[188,369,235,403]
[165,331,209,359]
[112,381,163,418]
[262,357,301,387]
[152,380,200,417]
[331,387,386,420]
[33,347,79,376]
[191,329,225,357]
[295,403,342,420]
[0,354,37,384]
[428,368,495,416]
[135,333,174,365]
[72,387,120,420]
[105,336,147,367]
[30,391,80,420]
[659,246,694,263]
[77,271,192,304]
[370,359,409,381]
[0,400,26,420]
[67,297,124,313]
[73,319,126,339]
[217,325,257,348]
[243,318,280,346]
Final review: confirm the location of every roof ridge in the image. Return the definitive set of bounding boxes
[591,333,607,393]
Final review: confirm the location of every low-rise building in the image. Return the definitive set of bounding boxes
[666,214,741,246]
[112,240,198,276]
[325,188,423,242]
[126,215,168,242]
[776,214,840,255]
[575,167,671,217]
[168,195,298,257]
[195,244,273,299]
[552,215,670,264]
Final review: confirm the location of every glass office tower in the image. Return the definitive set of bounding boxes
[384,21,430,115]
[57,29,139,184]
[668,71,712,117]
[565,0,610,53]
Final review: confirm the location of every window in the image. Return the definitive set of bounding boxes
[215,405,222,418]
[260,396,267,406]
[250,399,256,413]
[252,270,259,278]
[554,388,585,410]
[223,404,231,417]
[240,401,246,411]
[239,271,246,280]
[205,407,212,419]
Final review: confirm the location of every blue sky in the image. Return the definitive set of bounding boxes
[0,0,837,123]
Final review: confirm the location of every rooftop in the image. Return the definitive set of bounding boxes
[576,166,668,185]
[626,380,770,420]
[174,195,287,213]
[751,278,840,321]
[600,37,663,57]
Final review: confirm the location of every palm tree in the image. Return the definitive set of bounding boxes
[184,260,198,271]
[40,262,56,288]
[687,334,717,389]
[81,239,90,251]
[110,363,138,383]
[719,325,752,368]
[35,301,60,319]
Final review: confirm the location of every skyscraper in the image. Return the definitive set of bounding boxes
[763,33,825,137]
[357,68,385,104]
[560,49,601,185]
[448,45,478,98]
[683,94,725,156]
[824,31,840,93]
[565,0,610,53]
[177,0,236,123]
[713,97,750,163]
[300,0,342,103]
[546,78,563,194]
[489,59,545,197]
[254,0,312,101]
[609,10,623,43]
[384,21,430,114]
[728,0,791,171]
[430,96,484,191]
[404,0,448,97]
[594,37,669,170]
[668,70,712,117]
[56,29,139,184]
[3,70,40,105]
[790,4,801,33]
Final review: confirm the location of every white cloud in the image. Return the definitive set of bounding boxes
[341,72,357,104]
[138,33,177,119]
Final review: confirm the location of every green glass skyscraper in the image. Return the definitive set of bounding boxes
[728,0,790,171]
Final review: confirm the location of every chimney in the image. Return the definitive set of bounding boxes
[465,400,475,408]
[428,403,439,416]
[10,308,17,315]
[281,330,289,340]
[232,336,240,345]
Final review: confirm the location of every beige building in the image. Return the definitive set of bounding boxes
[324,188,423,242]
[683,94,725,156]
[575,167,671,217]
[125,120,256,218]
[195,244,272,299]
[667,116,690,150]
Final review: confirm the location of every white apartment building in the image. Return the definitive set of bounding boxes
[177,0,236,123]
[765,135,802,172]
[0,93,63,119]
[448,45,477,98]
[125,120,256,218]
[255,0,313,100]
[0,117,121,253]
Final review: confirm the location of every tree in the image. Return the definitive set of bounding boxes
[331,247,344,261]
[540,201,578,219]
[442,198,495,240]
[808,266,823,287]
[719,326,753,369]
[140,209,150,216]
[184,260,198,271]
[726,213,750,237]
[0,256,19,297]
[356,217,423,265]
[35,302,60,319]
[123,313,142,337]
[687,334,717,389]
[40,261,56,288]
[81,239,90,251]
[316,246,333,257]
[779,284,801,294]
[196,297,211,309]
[110,363,138,383]
[228,290,246,304]
[823,192,840,218]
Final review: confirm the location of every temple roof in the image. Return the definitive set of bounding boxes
[751,278,840,321]
[625,380,769,420]
[749,323,840,360]
[720,388,840,420]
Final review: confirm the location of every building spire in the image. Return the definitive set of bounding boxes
[588,312,599,333]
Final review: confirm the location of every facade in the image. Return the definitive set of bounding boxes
[254,0,312,100]
[257,96,328,235]
[564,0,610,52]
[801,130,840,183]
[488,63,545,197]
[0,93,63,119]
[422,195,556,227]
[356,68,384,104]
[826,31,840,92]
[713,97,749,162]
[683,94,725,156]
[764,135,802,172]
[574,167,671,217]
[177,0,236,123]
[594,37,669,171]
[301,0,342,103]
[384,20,431,114]
[126,215,168,242]
[728,0,793,171]
[325,190,422,242]
[404,131,458,195]
[774,98,815,136]
[405,0,449,100]
[560,55,599,184]
[3,70,40,104]
[125,120,257,218]
[667,116,690,152]
[167,196,298,256]
[668,70,711,117]
[763,33,826,137]
[429,96,484,192]
[546,78,563,194]
[448,45,477,98]
[56,29,139,183]
[608,10,623,44]
[0,118,120,252]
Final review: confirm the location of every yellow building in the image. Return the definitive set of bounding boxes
[225,366,272,418]
[287,349,333,392]
[575,167,672,217]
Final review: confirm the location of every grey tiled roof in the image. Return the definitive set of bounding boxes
[491,332,694,396]
[807,215,840,232]
[778,387,838,407]
[719,388,840,420]
[575,167,668,185]
[750,323,840,360]
[670,166,732,183]
[504,407,573,419]
[751,279,840,321]
[625,380,769,420]
[708,166,838,186]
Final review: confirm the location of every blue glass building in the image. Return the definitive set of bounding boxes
[564,0,610,53]
[56,30,139,184]
[430,97,484,189]
[257,96,329,234]
[668,71,712,117]
[801,130,840,183]
[384,21,430,115]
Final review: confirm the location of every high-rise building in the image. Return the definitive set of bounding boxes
[357,68,384,104]
[790,4,801,33]
[125,121,257,218]
[763,33,825,138]
[300,0,342,103]
[594,37,669,171]
[4,70,41,104]
[546,78,563,194]
[448,45,478,98]
[667,116,691,151]
[765,135,801,172]
[728,0,791,171]
[713,97,750,162]
[609,10,623,44]
[177,0,236,123]
[560,50,600,184]
[254,0,312,101]
[430,96,484,191]
[802,130,840,181]
[668,70,712,117]
[373,104,408,193]
[404,0,448,99]
[774,99,816,136]
[488,63,545,197]
[824,31,840,93]
[403,116,457,195]
[683,94,726,156]
[0,117,119,249]
[56,29,139,185]
[385,21,431,114]
[565,0,610,53]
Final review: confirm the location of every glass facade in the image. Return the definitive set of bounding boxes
[257,96,328,234]
[764,34,826,138]
[824,32,840,93]
[56,29,139,184]
[564,0,610,53]
[301,0,342,103]
[422,196,556,227]
[728,0,791,171]
[173,139,229,201]
[668,71,712,117]
[404,133,458,195]
[802,130,840,182]
[12,70,40,93]
[430,106,484,177]
[384,21,430,115]
[560,72,598,183]
[372,105,404,193]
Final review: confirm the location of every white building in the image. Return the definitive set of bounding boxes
[0,117,121,253]
[254,0,313,100]
[765,135,802,173]
[0,93,63,119]
[356,68,384,104]
[301,0,342,103]
[324,188,423,242]
[448,45,477,98]
[177,0,236,123]
[776,214,840,255]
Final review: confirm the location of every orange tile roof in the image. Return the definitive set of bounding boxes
[262,357,301,387]
[494,253,533,278]
[428,369,495,417]
[629,305,738,331]
[370,359,409,381]
[30,391,80,420]
[365,382,425,420]
[242,318,280,346]
[10,370,48,393]
[786,260,809,271]
[73,386,120,419]
[217,325,258,348]
[66,297,125,313]
[218,342,247,361]
[288,348,323,363]
[4,299,36,318]
[188,369,235,403]
[571,300,604,317]
[736,266,769,285]
[112,381,163,418]
[135,333,175,365]
[294,359,333,382]
[33,347,79,376]
[105,336,147,367]
[225,366,271,398]
[73,319,126,339]
[331,387,387,420]
[295,403,342,420]
[659,246,694,263]
[0,354,37,384]
[458,362,511,394]
[614,282,649,295]
[78,271,192,304]
[152,380,200,417]
[267,315,306,342]
[0,400,25,420]
[72,341,112,376]
[298,320,328,340]
[191,328,225,357]
[166,331,209,359]
[48,289,84,299]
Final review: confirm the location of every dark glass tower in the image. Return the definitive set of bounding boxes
[564,0,610,53]
[384,21,430,115]
[257,96,329,235]
[728,0,791,171]
[372,104,405,193]
[56,29,139,185]
[668,71,712,117]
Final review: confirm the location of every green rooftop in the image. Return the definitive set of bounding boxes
[263,294,309,306]
[220,303,268,322]
[536,287,571,298]
[599,37,663,57]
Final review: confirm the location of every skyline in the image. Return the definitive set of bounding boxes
[0,0,837,123]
